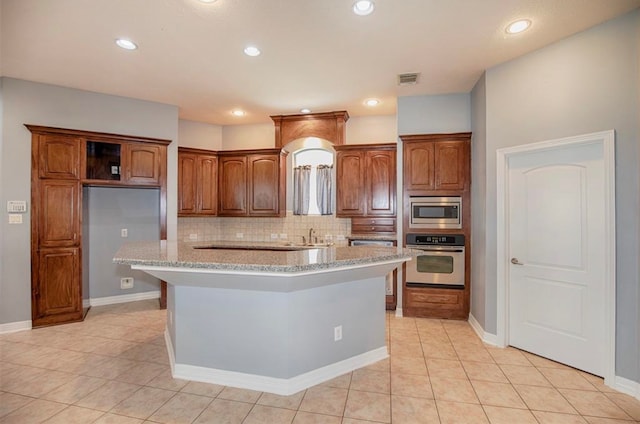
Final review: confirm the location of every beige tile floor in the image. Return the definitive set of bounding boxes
[1,299,640,424]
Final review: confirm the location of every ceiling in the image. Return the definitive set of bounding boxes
[1,0,639,125]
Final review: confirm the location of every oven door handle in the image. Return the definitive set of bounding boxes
[408,246,464,253]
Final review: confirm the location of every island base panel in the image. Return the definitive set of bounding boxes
[165,277,387,395]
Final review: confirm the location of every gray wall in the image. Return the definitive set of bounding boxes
[0,77,178,325]
[398,93,471,135]
[472,10,640,382]
[85,187,161,298]
[470,73,487,328]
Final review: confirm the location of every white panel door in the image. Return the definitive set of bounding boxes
[508,141,605,376]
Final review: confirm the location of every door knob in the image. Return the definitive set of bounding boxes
[511,258,524,265]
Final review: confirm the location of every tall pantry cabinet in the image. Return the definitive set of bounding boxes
[28,125,170,327]
[32,134,83,326]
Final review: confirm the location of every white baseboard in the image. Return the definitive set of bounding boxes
[166,327,387,396]
[89,291,160,307]
[613,375,640,400]
[395,307,403,318]
[468,313,500,346]
[0,320,32,334]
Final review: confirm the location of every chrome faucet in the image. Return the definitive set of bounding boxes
[308,228,315,244]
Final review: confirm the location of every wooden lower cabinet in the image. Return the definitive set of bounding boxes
[403,285,468,320]
[33,247,83,326]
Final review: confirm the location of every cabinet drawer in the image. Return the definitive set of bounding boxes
[351,217,395,234]
[406,289,461,309]
[351,225,396,234]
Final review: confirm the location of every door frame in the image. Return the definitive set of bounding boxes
[496,130,616,384]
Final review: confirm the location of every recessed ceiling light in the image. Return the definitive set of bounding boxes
[115,38,138,50]
[353,0,375,16]
[300,108,311,114]
[232,110,246,117]
[506,19,531,34]
[365,99,380,107]
[243,46,261,57]
[198,0,217,3]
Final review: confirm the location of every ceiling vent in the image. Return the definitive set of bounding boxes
[398,73,420,86]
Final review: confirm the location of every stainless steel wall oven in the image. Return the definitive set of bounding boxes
[405,234,465,289]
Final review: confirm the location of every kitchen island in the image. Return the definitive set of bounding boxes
[114,240,413,395]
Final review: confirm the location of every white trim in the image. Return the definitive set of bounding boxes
[496,130,616,384]
[0,320,32,334]
[164,328,176,371]
[468,313,499,346]
[82,299,90,308]
[395,307,403,318]
[166,326,387,396]
[89,291,160,307]
[613,376,640,400]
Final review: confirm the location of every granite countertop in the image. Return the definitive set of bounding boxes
[114,240,414,273]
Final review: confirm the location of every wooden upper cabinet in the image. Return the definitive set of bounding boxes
[178,152,198,214]
[218,155,248,216]
[218,150,284,217]
[178,149,218,216]
[404,142,435,191]
[38,134,81,179]
[401,133,470,193]
[434,142,467,191]
[33,247,82,325]
[38,180,80,248]
[123,143,163,185]
[248,154,282,216]
[336,150,365,216]
[198,155,218,215]
[336,144,396,218]
[366,149,396,216]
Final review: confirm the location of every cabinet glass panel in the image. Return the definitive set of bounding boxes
[86,141,121,180]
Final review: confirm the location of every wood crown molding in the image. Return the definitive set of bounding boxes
[25,124,172,146]
[270,111,349,148]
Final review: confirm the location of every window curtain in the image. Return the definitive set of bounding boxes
[316,164,333,215]
[293,165,311,215]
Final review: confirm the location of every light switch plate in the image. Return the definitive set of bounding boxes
[8,214,22,224]
[7,201,27,213]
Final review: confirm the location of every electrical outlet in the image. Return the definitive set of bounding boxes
[189,233,198,241]
[121,228,128,238]
[236,232,244,238]
[120,277,134,289]
[279,233,287,239]
[334,325,342,341]
[336,235,345,241]
[270,233,279,239]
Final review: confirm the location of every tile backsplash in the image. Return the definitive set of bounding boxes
[178,212,352,246]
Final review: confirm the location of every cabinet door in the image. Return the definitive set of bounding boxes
[336,151,365,216]
[38,134,80,179]
[124,143,162,185]
[197,154,218,215]
[404,142,435,191]
[38,180,80,247]
[434,141,467,191]
[248,154,280,216]
[33,247,82,326]
[365,150,396,216]
[178,153,198,215]
[218,156,247,216]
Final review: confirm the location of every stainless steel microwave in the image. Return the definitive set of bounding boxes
[409,196,462,229]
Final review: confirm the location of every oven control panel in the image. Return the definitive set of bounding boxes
[406,233,465,246]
